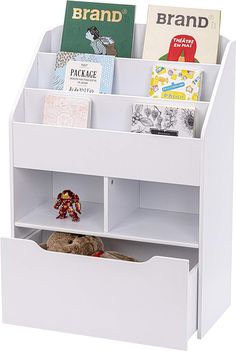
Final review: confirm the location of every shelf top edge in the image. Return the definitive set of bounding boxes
[23,87,211,105]
[46,23,231,43]
[12,121,203,143]
[37,50,222,68]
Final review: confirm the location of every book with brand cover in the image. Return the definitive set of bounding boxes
[150,65,203,101]
[131,103,195,137]
[61,1,136,58]
[43,94,91,128]
[143,5,221,63]
[52,52,115,94]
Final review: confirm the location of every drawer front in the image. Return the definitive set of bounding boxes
[1,238,195,350]
[12,123,201,186]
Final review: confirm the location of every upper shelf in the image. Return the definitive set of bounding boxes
[39,23,229,65]
[22,23,225,102]
[9,24,235,187]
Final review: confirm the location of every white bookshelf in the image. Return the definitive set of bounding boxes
[1,23,235,350]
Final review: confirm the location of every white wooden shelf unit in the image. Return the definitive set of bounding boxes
[1,24,235,351]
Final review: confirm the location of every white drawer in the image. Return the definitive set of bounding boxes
[12,122,202,186]
[1,234,198,350]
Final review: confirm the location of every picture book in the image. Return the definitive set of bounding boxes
[143,5,221,63]
[43,94,91,128]
[131,104,195,137]
[52,52,115,94]
[150,66,202,101]
[61,1,136,58]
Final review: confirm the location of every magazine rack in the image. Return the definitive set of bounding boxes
[1,24,235,350]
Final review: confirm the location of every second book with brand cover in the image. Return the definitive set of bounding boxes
[143,5,221,63]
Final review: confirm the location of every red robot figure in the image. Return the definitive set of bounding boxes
[54,189,81,222]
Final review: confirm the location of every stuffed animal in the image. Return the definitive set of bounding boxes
[39,232,137,262]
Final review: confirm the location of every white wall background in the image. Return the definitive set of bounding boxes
[0,0,235,350]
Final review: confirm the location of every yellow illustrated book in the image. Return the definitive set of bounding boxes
[150,66,202,101]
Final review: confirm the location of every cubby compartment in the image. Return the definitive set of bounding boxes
[1,229,198,350]
[106,178,199,248]
[13,169,199,249]
[14,168,104,236]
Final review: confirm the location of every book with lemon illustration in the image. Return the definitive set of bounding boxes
[150,66,203,101]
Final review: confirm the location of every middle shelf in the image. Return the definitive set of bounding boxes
[14,168,199,248]
[15,200,104,235]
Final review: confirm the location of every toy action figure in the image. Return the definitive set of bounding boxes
[54,189,81,222]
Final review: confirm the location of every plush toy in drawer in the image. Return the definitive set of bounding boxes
[39,232,137,262]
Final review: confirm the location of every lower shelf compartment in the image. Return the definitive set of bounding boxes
[13,169,199,248]
[1,230,198,350]
[110,207,199,248]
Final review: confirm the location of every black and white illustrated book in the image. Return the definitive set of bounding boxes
[131,103,195,137]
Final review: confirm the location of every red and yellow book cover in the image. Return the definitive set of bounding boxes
[143,5,221,64]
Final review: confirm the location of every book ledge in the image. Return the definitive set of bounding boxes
[11,24,228,145]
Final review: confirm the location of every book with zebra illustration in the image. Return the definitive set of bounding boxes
[61,1,136,58]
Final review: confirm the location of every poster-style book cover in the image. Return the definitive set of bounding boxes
[52,52,115,94]
[61,1,136,58]
[143,5,221,64]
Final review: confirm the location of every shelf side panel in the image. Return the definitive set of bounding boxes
[13,168,52,224]
[106,178,140,231]
[199,41,236,337]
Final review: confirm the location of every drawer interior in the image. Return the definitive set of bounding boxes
[25,229,198,270]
